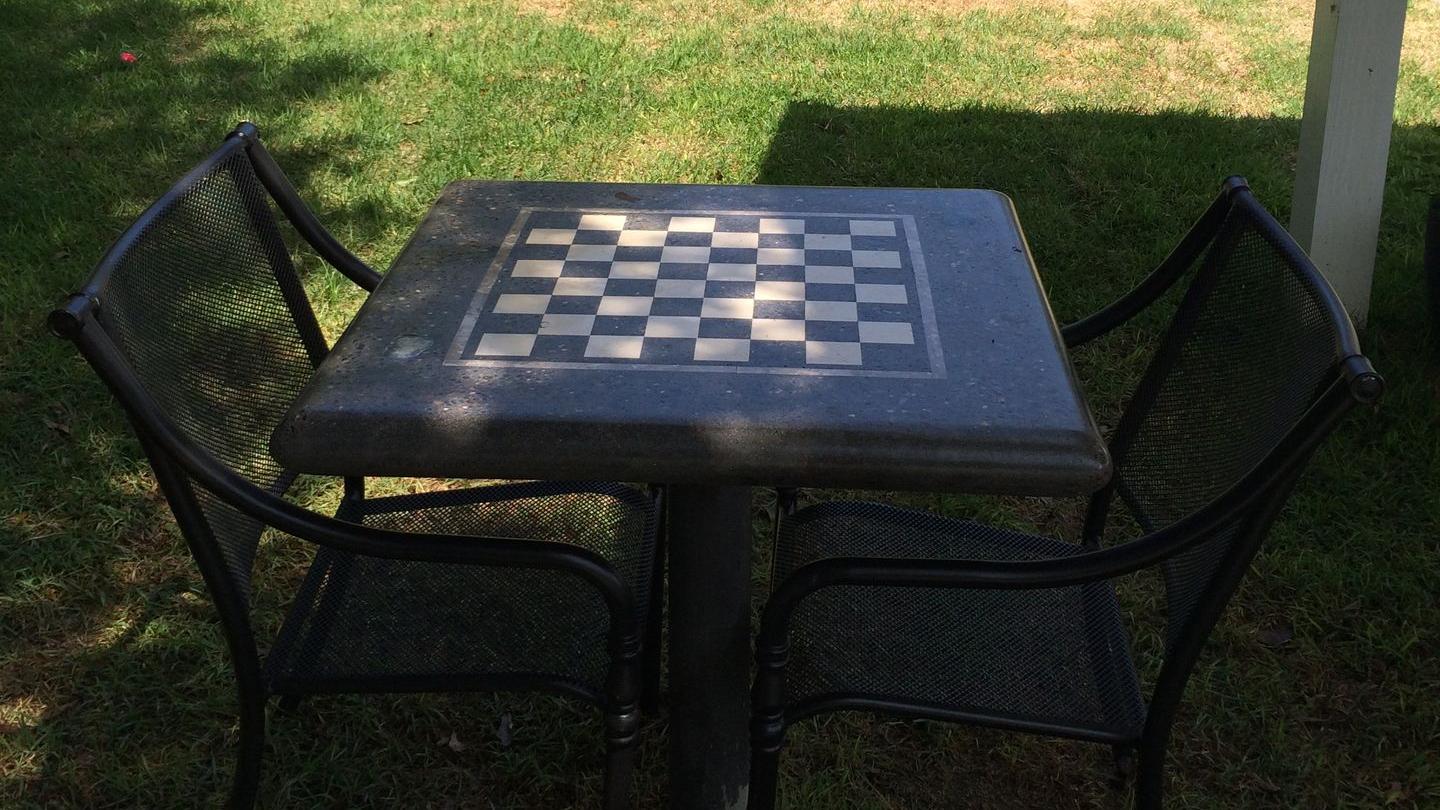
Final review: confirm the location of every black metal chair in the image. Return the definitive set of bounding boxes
[747,178,1384,808]
[49,122,661,809]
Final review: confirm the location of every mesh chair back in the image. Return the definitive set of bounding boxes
[87,140,326,604]
[1106,197,1348,649]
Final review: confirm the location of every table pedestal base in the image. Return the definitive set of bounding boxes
[666,485,754,810]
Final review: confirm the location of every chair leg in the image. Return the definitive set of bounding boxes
[228,681,266,809]
[749,641,788,810]
[642,486,667,715]
[1109,743,1137,790]
[605,636,644,810]
[772,488,798,548]
[775,488,798,514]
[1135,735,1167,810]
[603,724,639,810]
[748,738,782,810]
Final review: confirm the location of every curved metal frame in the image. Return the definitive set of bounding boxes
[748,177,1383,810]
[50,123,648,809]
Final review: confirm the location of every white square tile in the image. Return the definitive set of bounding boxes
[579,214,627,231]
[585,335,644,359]
[751,319,805,341]
[755,281,805,301]
[493,294,551,314]
[617,229,668,247]
[597,296,653,316]
[661,245,711,264]
[858,321,915,344]
[805,300,858,322]
[806,340,863,365]
[850,219,896,236]
[759,218,804,234]
[855,284,908,304]
[711,231,759,248]
[701,297,754,319]
[527,228,576,245]
[609,261,660,279]
[567,244,617,262]
[693,338,750,362]
[553,277,608,297]
[804,265,854,284]
[475,333,537,357]
[706,263,756,281]
[668,216,716,232]
[804,233,851,251]
[852,250,902,268]
[757,248,805,265]
[655,279,707,298]
[645,315,701,338]
[538,314,596,336]
[512,259,565,278]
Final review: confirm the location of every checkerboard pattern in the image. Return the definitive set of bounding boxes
[455,210,933,372]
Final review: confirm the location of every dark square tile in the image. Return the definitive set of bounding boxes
[754,300,804,320]
[591,315,648,336]
[748,339,805,368]
[805,320,859,342]
[604,278,658,297]
[756,265,804,282]
[651,296,703,317]
[698,318,752,339]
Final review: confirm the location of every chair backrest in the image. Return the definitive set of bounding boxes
[1093,182,1376,651]
[63,126,333,606]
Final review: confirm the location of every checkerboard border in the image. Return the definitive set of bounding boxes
[444,207,947,378]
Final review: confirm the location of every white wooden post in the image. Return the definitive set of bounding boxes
[1290,0,1407,323]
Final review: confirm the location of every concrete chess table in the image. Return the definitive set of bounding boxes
[271,181,1111,809]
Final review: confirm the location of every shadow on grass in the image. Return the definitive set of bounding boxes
[0,0,389,805]
[758,100,1439,450]
[2,4,652,806]
[751,101,1440,807]
[757,100,1437,330]
[5,49,1440,808]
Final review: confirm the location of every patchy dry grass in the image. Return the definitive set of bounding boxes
[2,0,1439,807]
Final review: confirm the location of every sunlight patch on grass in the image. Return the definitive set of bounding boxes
[2,0,1439,806]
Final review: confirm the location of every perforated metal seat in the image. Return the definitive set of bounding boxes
[267,482,655,701]
[748,178,1384,810]
[776,501,1144,741]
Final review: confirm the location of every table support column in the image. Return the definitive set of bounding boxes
[666,485,753,810]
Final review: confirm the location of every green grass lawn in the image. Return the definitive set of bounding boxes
[3,0,1439,806]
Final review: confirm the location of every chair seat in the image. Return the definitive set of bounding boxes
[775,501,1146,742]
[263,481,656,704]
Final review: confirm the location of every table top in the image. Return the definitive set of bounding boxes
[272,181,1110,495]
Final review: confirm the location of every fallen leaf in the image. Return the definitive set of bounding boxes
[442,731,465,752]
[614,191,640,202]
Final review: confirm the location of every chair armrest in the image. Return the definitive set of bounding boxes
[228,466,643,654]
[63,298,637,650]
[235,123,384,292]
[1060,181,1238,348]
[758,370,1360,647]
